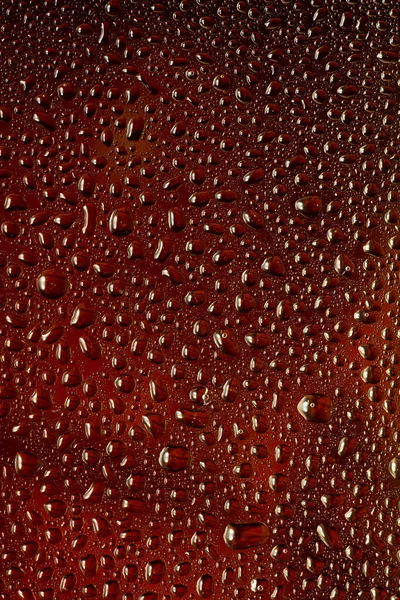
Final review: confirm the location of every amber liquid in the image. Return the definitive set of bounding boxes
[0,1,399,599]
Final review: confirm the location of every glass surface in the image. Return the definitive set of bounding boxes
[0,1,399,599]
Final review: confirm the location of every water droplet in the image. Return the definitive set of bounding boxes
[223,522,269,549]
[159,445,191,471]
[36,269,69,299]
[297,395,333,423]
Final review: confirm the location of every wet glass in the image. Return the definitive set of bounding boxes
[0,1,399,599]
